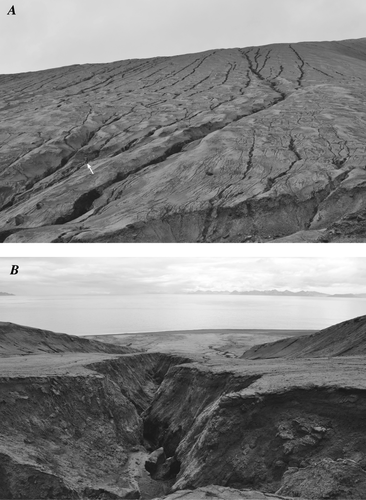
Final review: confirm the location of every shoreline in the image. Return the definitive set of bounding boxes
[83,328,315,337]
[85,328,314,359]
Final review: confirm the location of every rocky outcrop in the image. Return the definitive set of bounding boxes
[145,448,166,476]
[2,39,366,242]
[145,448,179,481]
[276,458,366,499]
[241,315,366,359]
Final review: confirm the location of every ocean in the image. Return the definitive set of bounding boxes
[1,294,365,336]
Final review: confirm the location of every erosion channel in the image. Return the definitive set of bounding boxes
[1,318,366,499]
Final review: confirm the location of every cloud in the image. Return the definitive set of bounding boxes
[1,257,365,296]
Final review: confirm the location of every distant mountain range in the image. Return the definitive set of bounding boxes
[189,289,366,298]
[0,292,14,296]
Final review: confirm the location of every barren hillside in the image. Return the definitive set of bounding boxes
[1,38,366,242]
[0,321,136,356]
[241,315,366,359]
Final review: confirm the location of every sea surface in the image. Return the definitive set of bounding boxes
[1,294,366,336]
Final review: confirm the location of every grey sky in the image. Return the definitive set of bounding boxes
[0,257,365,295]
[1,0,366,73]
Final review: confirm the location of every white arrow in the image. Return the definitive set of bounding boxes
[87,163,94,174]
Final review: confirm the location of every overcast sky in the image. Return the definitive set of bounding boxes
[1,0,366,73]
[0,257,365,296]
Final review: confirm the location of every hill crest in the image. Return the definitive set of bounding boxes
[0,321,135,356]
[241,315,366,359]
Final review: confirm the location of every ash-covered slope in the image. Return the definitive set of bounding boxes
[0,321,136,356]
[2,38,366,242]
[241,315,366,359]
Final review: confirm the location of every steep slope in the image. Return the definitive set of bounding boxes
[0,321,136,356]
[144,356,366,499]
[241,315,366,359]
[1,38,366,242]
[0,321,193,499]
[0,350,189,498]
